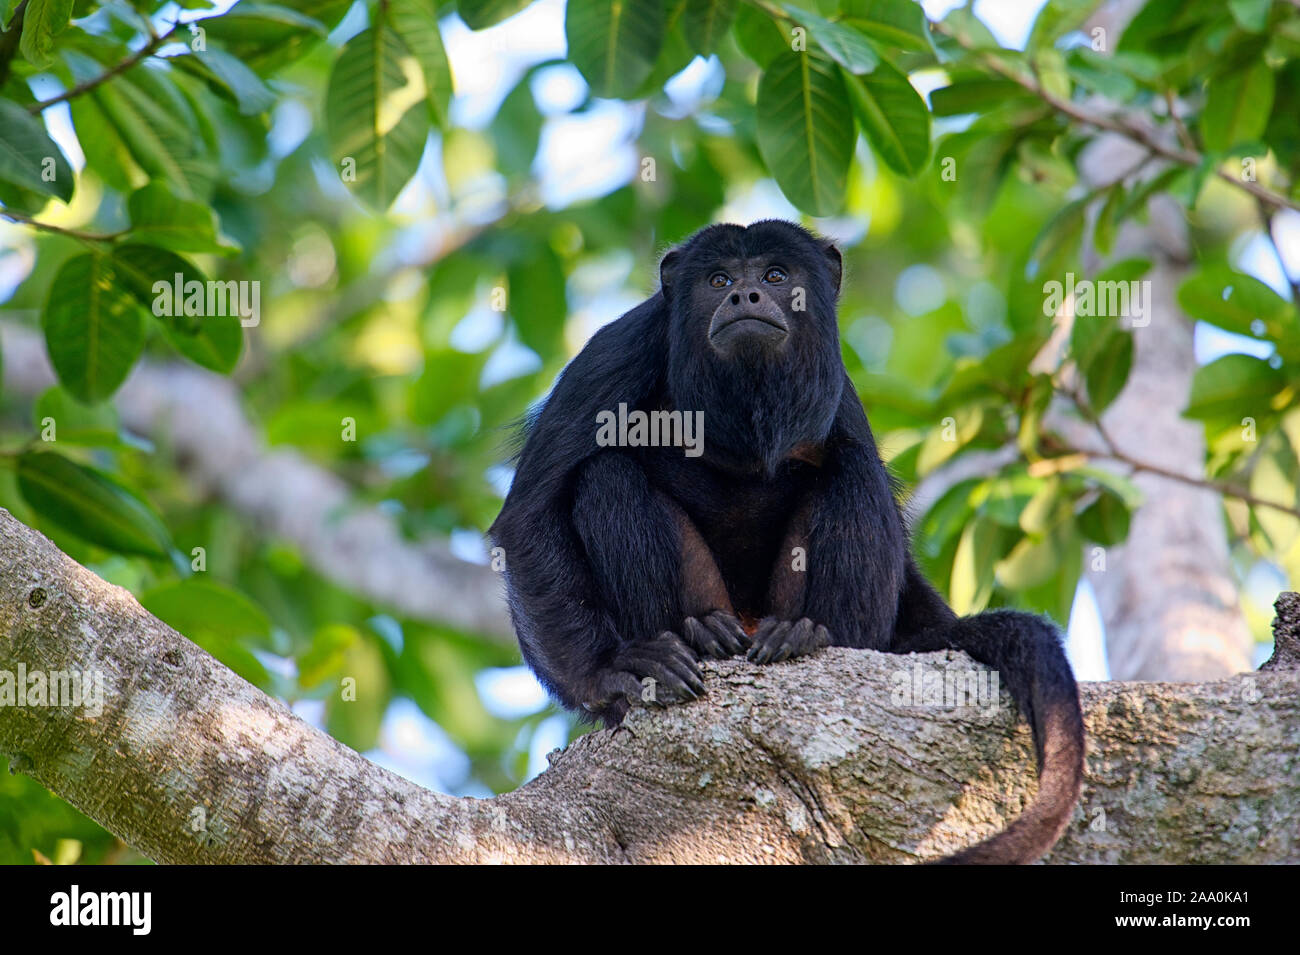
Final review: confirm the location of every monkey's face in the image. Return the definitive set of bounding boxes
[660,220,842,364]
[699,259,794,356]
[659,221,848,470]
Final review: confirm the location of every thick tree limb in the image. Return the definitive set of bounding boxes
[2,509,1296,864]
[0,323,513,644]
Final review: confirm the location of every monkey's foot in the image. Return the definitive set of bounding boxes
[586,632,705,718]
[746,617,830,664]
[682,612,752,659]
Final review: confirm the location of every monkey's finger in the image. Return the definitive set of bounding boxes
[769,618,813,662]
[704,612,751,655]
[630,658,700,702]
[586,671,645,711]
[652,631,705,671]
[657,651,706,697]
[810,623,832,652]
[684,617,727,659]
[748,620,793,664]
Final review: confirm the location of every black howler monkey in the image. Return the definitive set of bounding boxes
[490,220,1085,864]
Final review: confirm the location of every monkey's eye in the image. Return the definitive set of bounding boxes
[709,272,732,289]
[763,267,788,284]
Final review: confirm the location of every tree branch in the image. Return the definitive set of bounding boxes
[26,22,182,115]
[0,208,124,242]
[932,21,1300,214]
[2,508,1297,864]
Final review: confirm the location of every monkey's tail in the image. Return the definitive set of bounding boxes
[924,609,1085,865]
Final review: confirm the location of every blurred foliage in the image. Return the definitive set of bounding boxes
[1,0,1298,862]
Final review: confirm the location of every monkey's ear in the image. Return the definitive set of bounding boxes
[659,249,681,296]
[822,242,842,295]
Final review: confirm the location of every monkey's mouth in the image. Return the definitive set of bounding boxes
[709,313,790,344]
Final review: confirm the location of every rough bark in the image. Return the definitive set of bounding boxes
[2,509,1296,864]
[0,322,512,644]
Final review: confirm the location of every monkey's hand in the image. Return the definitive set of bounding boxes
[681,611,752,659]
[746,617,831,664]
[584,632,705,719]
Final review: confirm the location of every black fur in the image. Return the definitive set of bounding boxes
[489,220,1085,864]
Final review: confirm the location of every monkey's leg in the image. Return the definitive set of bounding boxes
[747,495,831,663]
[673,503,752,660]
[749,435,906,663]
[572,453,742,723]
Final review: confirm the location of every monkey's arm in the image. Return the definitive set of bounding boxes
[749,390,908,661]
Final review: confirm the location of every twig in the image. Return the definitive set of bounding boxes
[932,21,1300,214]
[26,21,181,114]
[1064,387,1300,519]
[0,208,123,242]
[0,0,28,88]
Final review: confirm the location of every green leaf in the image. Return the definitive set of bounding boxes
[1019,477,1071,534]
[0,100,74,202]
[19,0,73,67]
[844,59,930,177]
[565,0,665,98]
[1028,198,1087,276]
[171,49,277,116]
[43,252,145,403]
[1027,0,1101,51]
[298,623,360,689]
[411,350,488,425]
[733,3,788,65]
[64,50,215,199]
[929,78,1025,116]
[781,3,878,73]
[1202,59,1274,152]
[756,49,854,216]
[127,181,239,254]
[457,0,533,30]
[199,3,333,75]
[1093,183,1122,256]
[917,405,985,475]
[682,0,737,55]
[1084,326,1133,414]
[1177,265,1293,340]
[1065,47,1137,101]
[1228,0,1271,32]
[324,632,390,751]
[1249,438,1300,550]
[33,386,119,447]
[950,513,998,614]
[842,0,931,51]
[995,520,1073,591]
[1185,353,1288,421]
[1077,486,1131,546]
[326,25,432,209]
[140,579,273,648]
[387,0,455,128]
[111,244,244,373]
[509,243,567,357]
[17,451,172,558]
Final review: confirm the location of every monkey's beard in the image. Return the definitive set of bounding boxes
[667,326,843,478]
